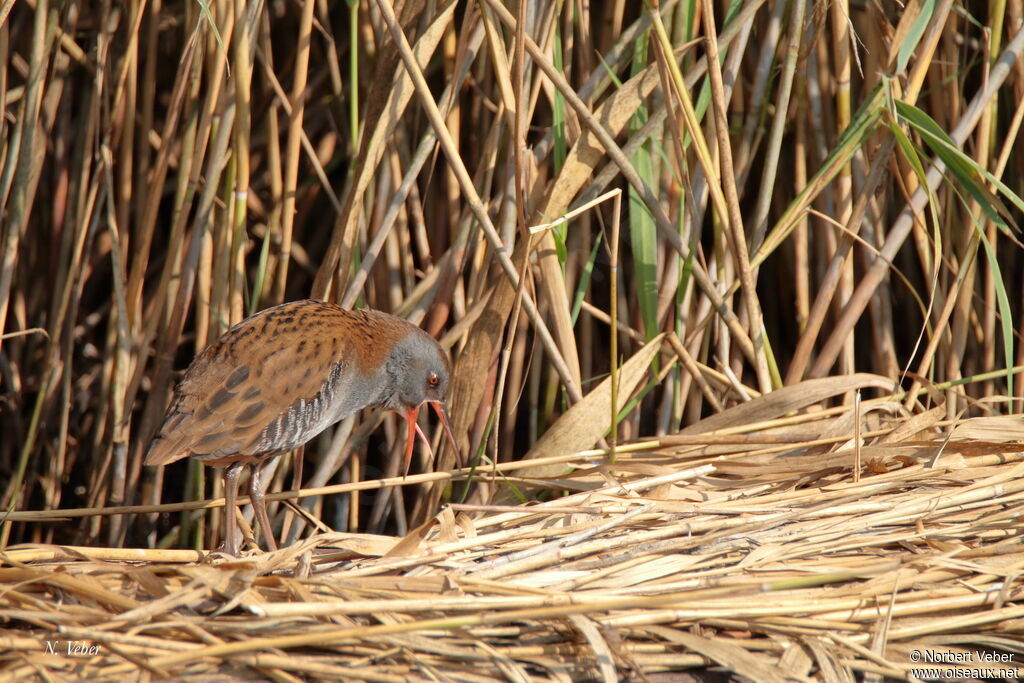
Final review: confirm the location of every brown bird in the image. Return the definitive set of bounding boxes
[145,299,458,556]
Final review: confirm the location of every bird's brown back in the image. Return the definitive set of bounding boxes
[145,300,421,466]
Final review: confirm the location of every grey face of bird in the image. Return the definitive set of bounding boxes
[381,331,451,411]
[379,330,459,474]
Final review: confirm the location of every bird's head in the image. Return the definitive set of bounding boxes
[381,329,459,475]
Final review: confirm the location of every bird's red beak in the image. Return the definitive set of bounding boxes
[430,401,461,468]
[401,406,420,477]
[400,401,461,477]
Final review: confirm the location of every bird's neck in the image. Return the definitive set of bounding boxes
[374,360,405,412]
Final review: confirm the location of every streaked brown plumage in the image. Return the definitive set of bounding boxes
[146,299,458,555]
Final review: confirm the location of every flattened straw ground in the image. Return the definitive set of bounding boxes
[2,409,1022,680]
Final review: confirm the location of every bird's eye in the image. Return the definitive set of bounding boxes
[427,373,440,387]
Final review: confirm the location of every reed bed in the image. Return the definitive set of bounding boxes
[1,0,1024,678]
[2,0,1024,547]
[2,388,1023,680]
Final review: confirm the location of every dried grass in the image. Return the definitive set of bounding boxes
[3,398,1022,680]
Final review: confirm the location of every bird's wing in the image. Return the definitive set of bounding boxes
[144,301,361,465]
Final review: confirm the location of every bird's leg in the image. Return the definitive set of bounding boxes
[222,462,244,556]
[249,459,278,552]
